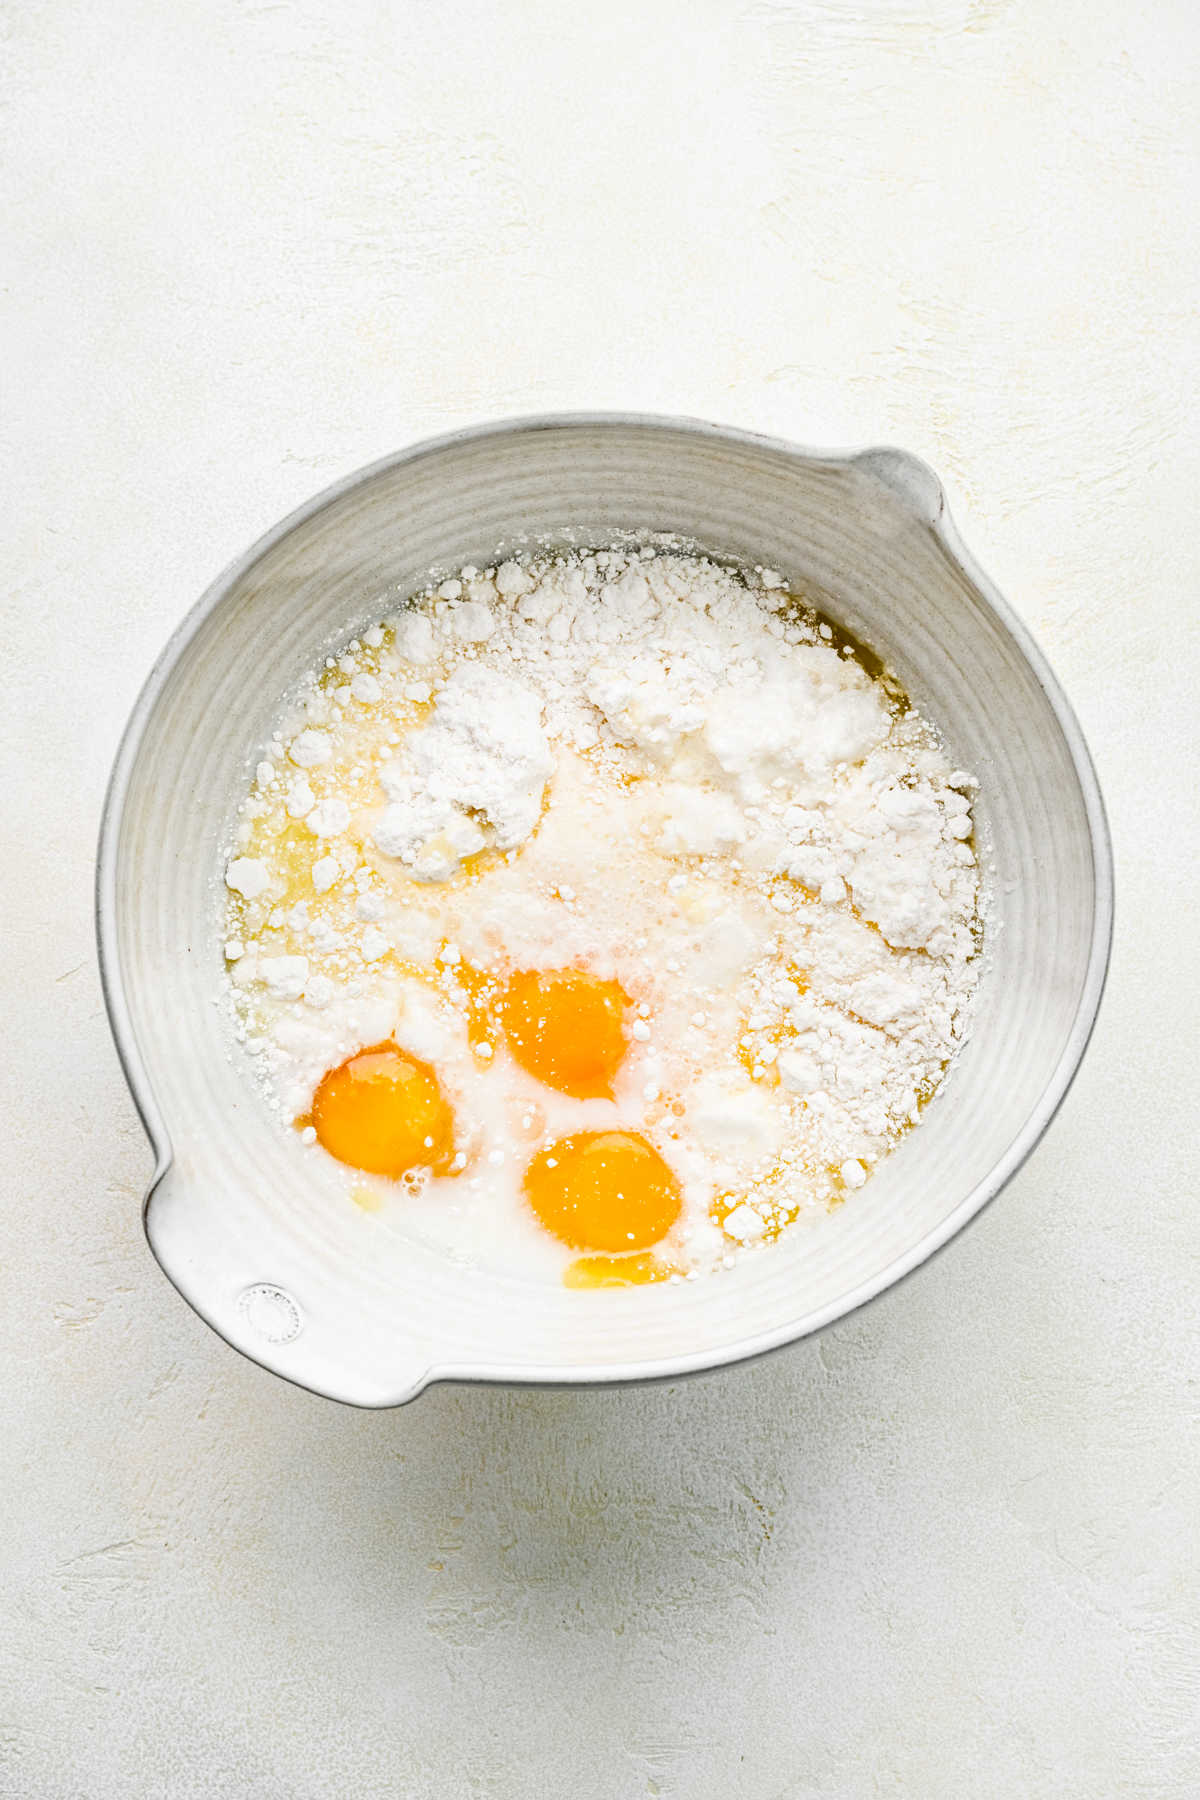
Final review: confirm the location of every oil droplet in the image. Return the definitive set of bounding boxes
[350,1180,384,1213]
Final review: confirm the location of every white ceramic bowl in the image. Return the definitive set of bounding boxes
[97,415,1112,1406]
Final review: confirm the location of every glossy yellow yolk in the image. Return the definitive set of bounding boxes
[312,1042,455,1177]
[499,968,629,1099]
[523,1130,682,1253]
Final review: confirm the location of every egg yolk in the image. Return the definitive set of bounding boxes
[499,968,629,1099]
[564,1252,676,1288]
[312,1042,455,1177]
[523,1130,682,1252]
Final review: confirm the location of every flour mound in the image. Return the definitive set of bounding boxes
[221,544,982,1277]
[374,665,553,880]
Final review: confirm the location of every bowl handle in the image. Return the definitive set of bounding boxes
[852,446,946,527]
[143,1163,437,1406]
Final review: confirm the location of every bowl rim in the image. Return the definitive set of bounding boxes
[95,411,1114,1404]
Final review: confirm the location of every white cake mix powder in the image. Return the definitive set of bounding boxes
[222,545,981,1282]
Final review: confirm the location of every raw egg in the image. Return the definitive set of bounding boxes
[523,1129,682,1252]
[500,968,629,1098]
[312,1042,455,1177]
[564,1252,676,1288]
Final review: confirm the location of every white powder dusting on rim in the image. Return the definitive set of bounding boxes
[222,545,982,1279]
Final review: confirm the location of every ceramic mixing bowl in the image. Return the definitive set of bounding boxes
[97,415,1112,1405]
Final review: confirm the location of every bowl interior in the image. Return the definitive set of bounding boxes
[105,419,1107,1404]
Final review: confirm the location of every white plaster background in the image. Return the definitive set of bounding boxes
[3,2,1198,1794]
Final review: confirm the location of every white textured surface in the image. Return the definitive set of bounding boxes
[2,2,1197,1795]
